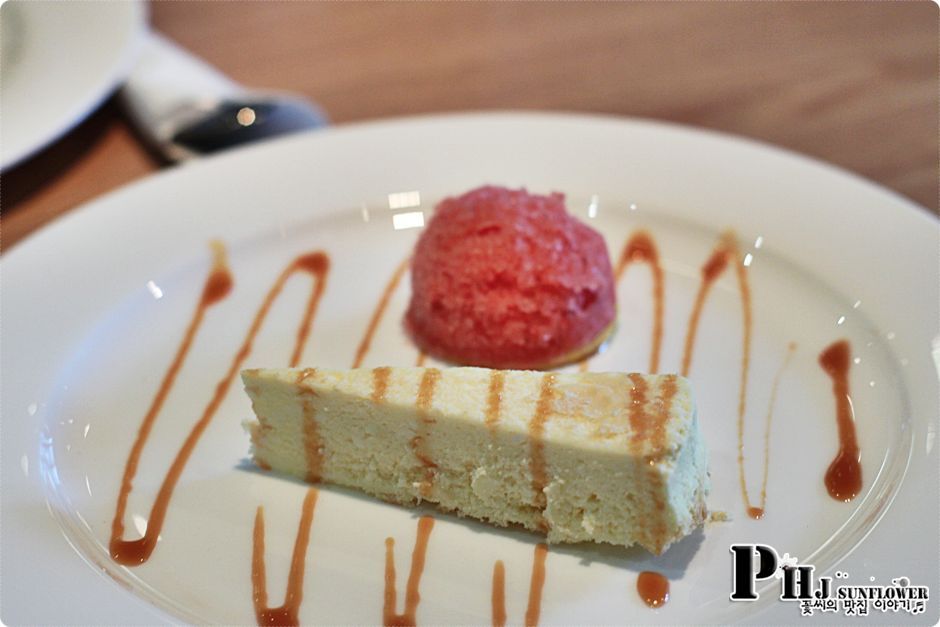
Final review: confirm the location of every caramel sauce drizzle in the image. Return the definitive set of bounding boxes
[578,230,665,373]
[491,561,507,627]
[490,544,549,627]
[819,340,862,501]
[681,230,747,377]
[485,371,506,431]
[615,231,665,373]
[109,242,232,563]
[252,488,319,627]
[623,374,679,552]
[372,366,392,402]
[289,255,331,367]
[636,571,669,608]
[413,369,442,497]
[528,374,556,531]
[297,368,323,483]
[109,247,330,566]
[745,342,797,519]
[649,376,677,453]
[384,516,435,626]
[105,224,857,621]
[525,544,549,627]
[679,231,765,520]
[353,257,413,368]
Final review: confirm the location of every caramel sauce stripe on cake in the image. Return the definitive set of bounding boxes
[372,366,393,403]
[485,371,507,431]
[413,369,443,497]
[296,368,323,483]
[648,376,679,550]
[528,374,557,531]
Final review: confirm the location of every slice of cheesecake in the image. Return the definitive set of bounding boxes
[241,367,708,554]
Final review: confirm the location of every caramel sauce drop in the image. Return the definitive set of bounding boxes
[636,571,669,608]
[203,242,235,304]
[252,488,319,627]
[109,247,329,566]
[384,517,435,626]
[819,340,862,501]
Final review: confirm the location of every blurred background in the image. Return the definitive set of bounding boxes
[3,1,937,248]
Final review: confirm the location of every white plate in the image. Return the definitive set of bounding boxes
[0,0,146,170]
[2,113,937,625]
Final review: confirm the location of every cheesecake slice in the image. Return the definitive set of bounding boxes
[242,367,708,554]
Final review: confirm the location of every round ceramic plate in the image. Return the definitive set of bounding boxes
[0,0,146,169]
[2,113,937,625]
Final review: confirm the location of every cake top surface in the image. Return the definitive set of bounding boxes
[242,367,694,459]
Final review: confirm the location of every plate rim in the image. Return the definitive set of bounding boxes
[5,110,937,254]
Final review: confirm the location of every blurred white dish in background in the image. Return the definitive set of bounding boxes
[0,0,146,170]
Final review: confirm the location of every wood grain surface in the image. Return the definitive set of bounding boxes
[3,1,937,250]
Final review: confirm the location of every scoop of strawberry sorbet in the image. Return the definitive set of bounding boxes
[404,186,616,369]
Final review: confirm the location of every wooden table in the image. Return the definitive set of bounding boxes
[4,2,937,250]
